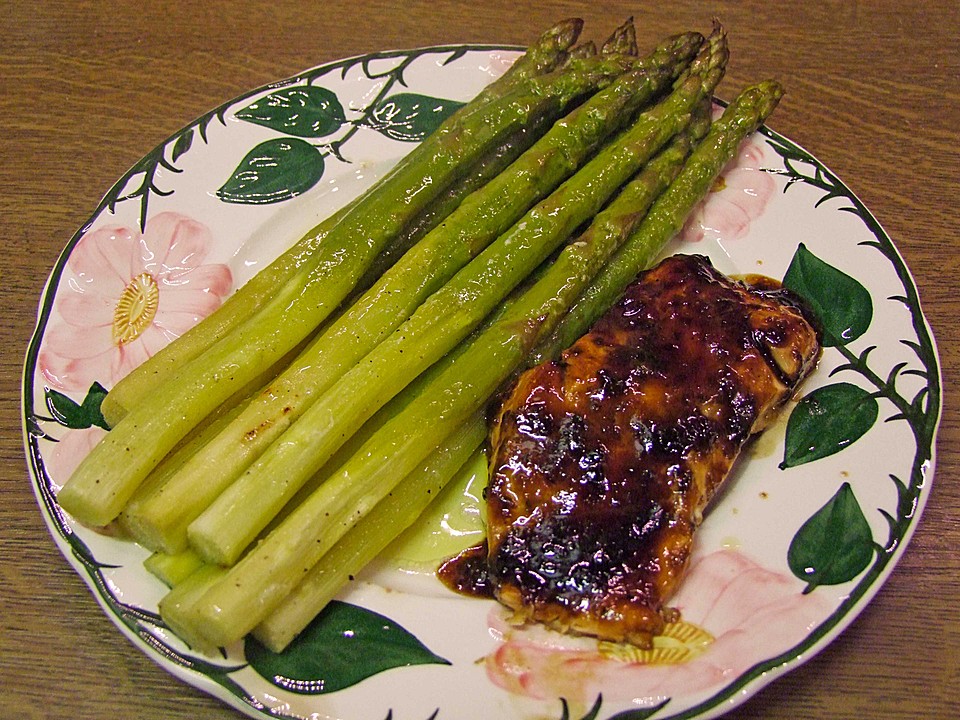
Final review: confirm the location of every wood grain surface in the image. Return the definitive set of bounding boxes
[1,1,956,718]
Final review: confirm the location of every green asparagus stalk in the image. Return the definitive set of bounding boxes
[157,563,227,652]
[144,548,206,588]
[154,55,684,565]
[343,24,687,303]
[349,119,550,299]
[531,79,785,362]
[58,52,642,529]
[253,411,487,652]
[173,96,719,646]
[188,56,717,567]
[99,19,585,427]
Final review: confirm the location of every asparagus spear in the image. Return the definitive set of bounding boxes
[349,119,550,299]
[58,51,640,529]
[531,79,786,362]
[253,411,487,652]
[157,563,227,652]
[151,51,685,563]
[144,548,206,588]
[174,91,721,646]
[99,19,585,426]
[188,55,717,567]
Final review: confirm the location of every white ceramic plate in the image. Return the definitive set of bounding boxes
[22,45,942,720]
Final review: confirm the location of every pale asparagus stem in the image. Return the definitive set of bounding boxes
[59,55,639,529]
[111,328,315,551]
[114,331,309,548]
[158,411,485,652]
[533,79,785,360]
[157,564,227,652]
[145,376,421,589]
[117,395,251,553]
[187,64,703,568]
[174,64,729,646]
[100,20,582,426]
[144,548,205,588]
[253,412,487,653]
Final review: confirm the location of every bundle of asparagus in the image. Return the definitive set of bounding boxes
[56,17,784,654]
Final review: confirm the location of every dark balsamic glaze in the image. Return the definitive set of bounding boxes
[437,541,495,599]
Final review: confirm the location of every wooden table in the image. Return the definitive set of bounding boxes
[1,2,956,718]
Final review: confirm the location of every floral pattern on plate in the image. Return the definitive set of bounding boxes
[39,212,232,393]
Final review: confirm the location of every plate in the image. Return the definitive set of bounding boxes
[21,44,942,720]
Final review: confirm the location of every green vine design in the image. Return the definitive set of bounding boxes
[97,45,481,228]
[766,130,939,553]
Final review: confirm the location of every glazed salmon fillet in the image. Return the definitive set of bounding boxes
[484,253,821,646]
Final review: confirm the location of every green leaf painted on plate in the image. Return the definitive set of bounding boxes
[780,382,879,469]
[782,243,873,347]
[787,482,874,593]
[236,86,346,138]
[217,138,324,205]
[365,92,466,142]
[45,382,110,430]
[171,129,193,164]
[244,600,450,695]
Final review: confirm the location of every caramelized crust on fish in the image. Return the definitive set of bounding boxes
[484,254,821,646]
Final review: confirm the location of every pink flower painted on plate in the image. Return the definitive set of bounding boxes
[485,549,831,710]
[38,212,232,393]
[678,129,778,245]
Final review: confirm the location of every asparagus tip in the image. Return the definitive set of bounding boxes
[568,41,598,60]
[555,17,585,47]
[602,17,639,57]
